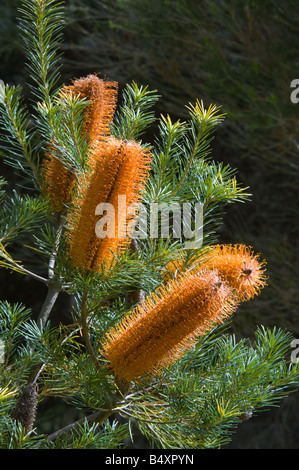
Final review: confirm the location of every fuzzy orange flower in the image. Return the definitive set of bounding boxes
[66,137,152,270]
[101,269,237,381]
[66,136,125,269]
[42,150,76,213]
[164,244,267,302]
[65,74,118,146]
[91,139,152,269]
[42,75,118,213]
[203,244,267,301]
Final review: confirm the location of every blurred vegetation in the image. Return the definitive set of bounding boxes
[1,0,299,448]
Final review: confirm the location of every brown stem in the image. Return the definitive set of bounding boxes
[46,376,131,442]
[36,283,61,329]
[46,407,114,442]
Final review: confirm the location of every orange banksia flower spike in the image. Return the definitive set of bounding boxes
[91,140,152,269]
[66,136,125,269]
[203,244,267,301]
[66,137,152,270]
[101,269,237,382]
[65,74,118,146]
[42,75,118,213]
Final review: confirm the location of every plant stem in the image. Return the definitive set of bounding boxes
[47,381,131,442]
[36,283,61,329]
[48,217,64,280]
[46,407,115,442]
[0,248,48,284]
[36,217,65,328]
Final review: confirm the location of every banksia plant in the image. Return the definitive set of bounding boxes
[1,0,299,451]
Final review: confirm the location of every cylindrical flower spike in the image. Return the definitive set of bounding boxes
[66,136,125,269]
[101,269,237,382]
[42,149,76,213]
[65,74,118,146]
[164,244,267,302]
[42,75,118,213]
[91,139,152,269]
[202,244,267,301]
[66,137,152,270]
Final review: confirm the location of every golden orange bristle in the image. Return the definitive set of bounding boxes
[163,244,267,302]
[42,75,118,213]
[66,137,152,271]
[42,150,76,213]
[202,244,267,301]
[66,136,125,269]
[91,140,152,269]
[101,269,237,381]
[65,74,118,146]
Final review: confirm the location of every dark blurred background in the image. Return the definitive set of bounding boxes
[0,0,299,448]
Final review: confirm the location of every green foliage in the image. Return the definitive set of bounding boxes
[0,190,48,245]
[18,0,64,104]
[144,102,249,249]
[0,84,40,186]
[112,81,160,141]
[0,418,45,449]
[52,420,129,449]
[37,91,90,173]
[0,0,298,450]
[0,301,32,364]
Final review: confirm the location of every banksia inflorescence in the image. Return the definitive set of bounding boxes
[101,269,237,381]
[101,244,267,382]
[11,384,38,433]
[66,136,125,269]
[42,74,118,213]
[41,74,152,269]
[90,139,152,269]
[164,244,267,302]
[66,136,152,269]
